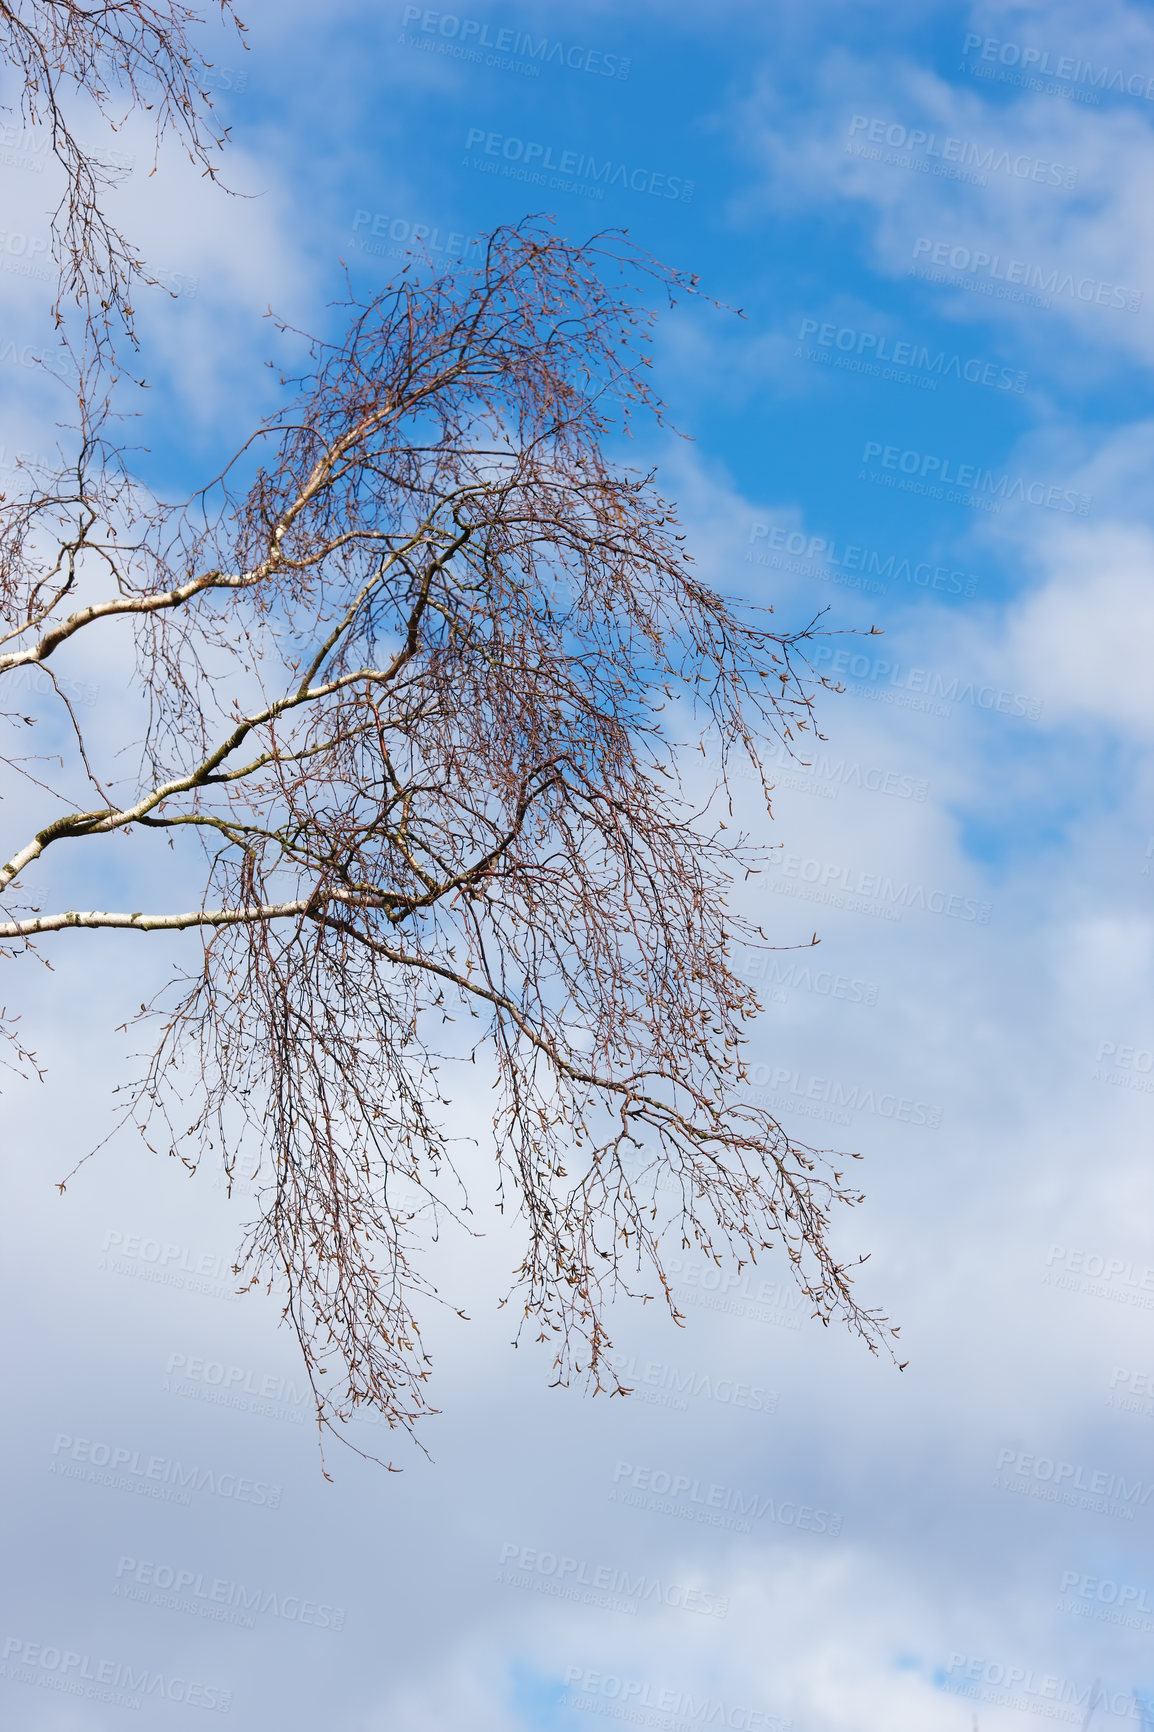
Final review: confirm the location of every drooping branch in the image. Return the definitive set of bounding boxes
[0,0,246,359]
[0,221,894,1454]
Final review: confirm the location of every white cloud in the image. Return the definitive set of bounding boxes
[3,4,1154,1725]
[729,33,1154,368]
[1001,521,1154,728]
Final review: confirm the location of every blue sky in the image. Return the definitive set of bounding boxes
[1,1,1154,1728]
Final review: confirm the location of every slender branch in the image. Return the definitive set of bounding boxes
[0,897,323,938]
[0,220,889,1447]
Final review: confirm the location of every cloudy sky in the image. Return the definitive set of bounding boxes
[2,0,1153,1726]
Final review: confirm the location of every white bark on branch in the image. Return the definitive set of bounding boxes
[0,899,320,938]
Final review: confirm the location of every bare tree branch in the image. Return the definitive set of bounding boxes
[0,220,893,1457]
[0,0,245,361]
